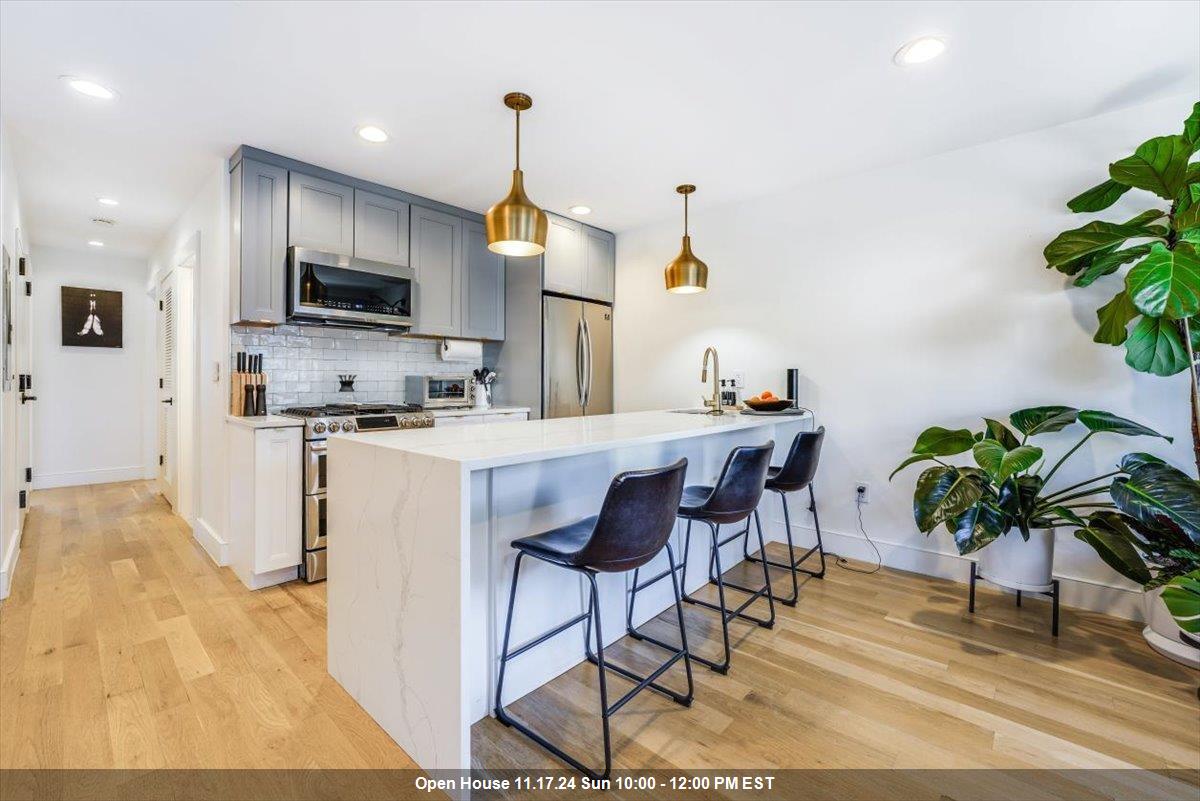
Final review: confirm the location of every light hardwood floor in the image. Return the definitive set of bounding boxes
[2,481,1197,786]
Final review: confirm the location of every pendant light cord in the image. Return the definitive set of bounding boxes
[683,192,689,236]
[515,108,521,171]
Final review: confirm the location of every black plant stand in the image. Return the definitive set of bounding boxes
[969,562,1060,637]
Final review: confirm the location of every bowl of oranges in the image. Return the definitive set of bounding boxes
[743,390,793,412]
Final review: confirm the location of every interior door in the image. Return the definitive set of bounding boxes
[542,295,584,419]
[14,251,33,522]
[582,301,613,415]
[157,271,178,508]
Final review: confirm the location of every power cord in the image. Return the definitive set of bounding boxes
[831,489,882,575]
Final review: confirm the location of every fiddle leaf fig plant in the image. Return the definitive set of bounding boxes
[1072,457,1200,591]
[1044,102,1200,471]
[892,405,1171,555]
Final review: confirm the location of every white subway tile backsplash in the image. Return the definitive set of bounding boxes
[231,324,481,410]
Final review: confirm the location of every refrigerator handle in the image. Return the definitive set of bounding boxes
[582,316,593,410]
[576,317,585,408]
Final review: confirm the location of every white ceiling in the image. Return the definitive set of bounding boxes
[1,1,1197,258]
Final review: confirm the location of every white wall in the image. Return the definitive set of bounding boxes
[29,246,153,489]
[147,159,229,562]
[0,119,27,598]
[614,94,1196,620]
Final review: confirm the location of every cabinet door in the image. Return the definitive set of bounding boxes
[460,220,505,340]
[542,213,583,297]
[254,427,302,573]
[288,172,354,254]
[582,227,615,303]
[232,159,288,324]
[354,189,410,266]
[410,206,462,337]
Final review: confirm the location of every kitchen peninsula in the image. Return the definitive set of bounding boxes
[326,409,814,770]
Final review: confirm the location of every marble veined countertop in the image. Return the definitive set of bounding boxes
[332,408,812,469]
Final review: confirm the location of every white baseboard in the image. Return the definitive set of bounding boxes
[0,526,21,600]
[764,514,1144,622]
[193,516,228,566]
[32,465,147,490]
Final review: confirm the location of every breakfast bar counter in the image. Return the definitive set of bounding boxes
[326,409,814,770]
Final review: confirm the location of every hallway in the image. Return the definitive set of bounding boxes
[0,482,416,770]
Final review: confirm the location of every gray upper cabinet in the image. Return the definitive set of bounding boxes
[410,206,462,337]
[461,221,505,341]
[353,190,410,266]
[230,158,288,324]
[288,172,354,255]
[582,227,615,303]
[542,213,584,297]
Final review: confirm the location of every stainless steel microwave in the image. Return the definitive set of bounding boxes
[287,246,414,329]
[405,374,472,409]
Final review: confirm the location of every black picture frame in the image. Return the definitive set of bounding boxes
[61,286,123,348]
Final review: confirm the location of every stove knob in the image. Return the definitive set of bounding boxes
[423,417,434,428]
[400,417,413,428]
[342,421,354,432]
[313,422,326,434]
[328,421,341,433]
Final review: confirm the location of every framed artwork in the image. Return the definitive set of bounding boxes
[62,286,123,348]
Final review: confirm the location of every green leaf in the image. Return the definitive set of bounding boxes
[1120,452,1166,472]
[1161,570,1200,633]
[1074,518,1153,586]
[1043,222,1156,270]
[1109,135,1192,199]
[1067,179,1132,213]
[1094,291,1139,346]
[998,475,1045,535]
[1110,462,1200,544]
[1184,102,1200,148]
[972,440,1043,484]
[948,501,1005,555]
[911,426,975,456]
[913,466,983,533]
[1009,406,1079,436]
[1177,194,1200,233]
[1124,316,1189,376]
[1073,244,1152,288]
[1125,242,1200,319]
[1049,506,1087,527]
[983,418,1021,450]
[890,453,938,481]
[1076,410,1171,441]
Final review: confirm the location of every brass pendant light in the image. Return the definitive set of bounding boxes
[664,184,708,293]
[486,92,548,256]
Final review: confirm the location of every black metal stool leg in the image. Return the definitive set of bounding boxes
[712,510,778,627]
[743,487,826,605]
[494,551,525,728]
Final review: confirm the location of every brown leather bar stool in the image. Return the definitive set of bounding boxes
[739,427,827,606]
[493,458,693,780]
[626,441,776,674]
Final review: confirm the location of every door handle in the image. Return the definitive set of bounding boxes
[162,398,174,405]
[582,317,593,410]
[20,394,36,404]
[576,318,585,409]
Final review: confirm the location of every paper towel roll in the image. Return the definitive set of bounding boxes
[440,338,483,362]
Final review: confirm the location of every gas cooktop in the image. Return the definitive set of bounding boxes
[280,402,434,437]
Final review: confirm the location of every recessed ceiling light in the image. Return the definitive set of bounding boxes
[355,125,389,143]
[97,197,119,207]
[60,76,118,100]
[87,240,105,248]
[893,36,947,66]
[568,205,592,215]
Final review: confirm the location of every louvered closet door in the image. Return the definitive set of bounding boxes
[158,271,178,508]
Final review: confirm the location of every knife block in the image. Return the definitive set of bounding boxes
[230,370,267,416]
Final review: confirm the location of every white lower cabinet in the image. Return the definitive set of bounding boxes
[227,421,302,590]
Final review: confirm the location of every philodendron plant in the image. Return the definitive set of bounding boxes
[891,406,1171,555]
[1071,454,1200,591]
[1162,570,1200,635]
[1043,102,1200,471]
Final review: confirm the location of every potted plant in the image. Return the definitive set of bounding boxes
[1042,102,1200,471]
[891,405,1170,592]
[1071,456,1200,666]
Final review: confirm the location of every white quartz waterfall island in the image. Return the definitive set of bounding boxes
[326,409,814,770]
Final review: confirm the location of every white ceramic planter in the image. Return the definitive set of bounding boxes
[1142,587,1200,669]
[978,528,1055,592]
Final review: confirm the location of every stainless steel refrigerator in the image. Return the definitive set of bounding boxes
[489,255,614,419]
[543,295,613,418]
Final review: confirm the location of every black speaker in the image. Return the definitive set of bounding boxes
[786,368,800,408]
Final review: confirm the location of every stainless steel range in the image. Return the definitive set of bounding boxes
[279,402,435,582]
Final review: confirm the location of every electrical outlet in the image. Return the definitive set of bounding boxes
[855,482,870,504]
[729,370,745,389]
